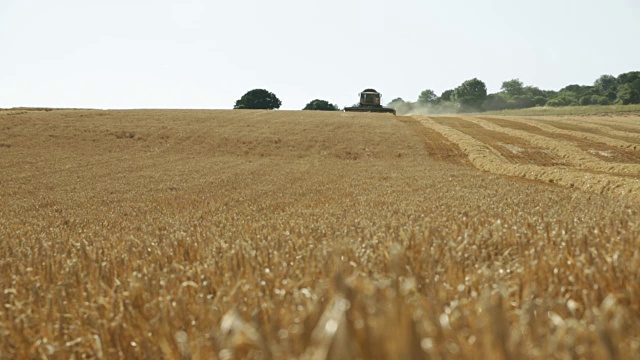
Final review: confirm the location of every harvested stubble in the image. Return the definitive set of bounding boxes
[1,109,640,359]
[483,116,640,153]
[461,116,640,174]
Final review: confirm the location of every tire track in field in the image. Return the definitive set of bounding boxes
[396,116,471,166]
[468,118,640,176]
[416,116,640,201]
[429,117,565,166]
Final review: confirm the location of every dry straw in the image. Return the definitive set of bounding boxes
[1,109,639,358]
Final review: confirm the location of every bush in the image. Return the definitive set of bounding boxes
[579,96,592,106]
[533,96,548,106]
[605,91,618,102]
[546,98,568,107]
[303,99,339,111]
[511,95,536,109]
[590,95,610,105]
[546,99,561,107]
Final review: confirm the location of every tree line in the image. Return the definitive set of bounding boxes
[232,71,639,113]
[390,71,640,115]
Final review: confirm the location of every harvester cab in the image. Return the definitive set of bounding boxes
[360,90,382,106]
[344,89,396,115]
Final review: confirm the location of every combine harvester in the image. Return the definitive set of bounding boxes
[344,89,396,115]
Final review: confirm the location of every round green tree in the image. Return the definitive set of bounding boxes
[439,89,454,102]
[303,99,339,111]
[417,89,438,105]
[594,75,618,95]
[501,79,525,96]
[452,78,487,112]
[234,89,282,110]
[616,84,640,105]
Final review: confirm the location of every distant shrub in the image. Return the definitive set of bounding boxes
[590,95,610,105]
[388,98,415,115]
[533,96,548,106]
[546,98,566,107]
[579,96,592,106]
[546,96,576,107]
[482,94,509,111]
[303,99,340,111]
[511,95,536,109]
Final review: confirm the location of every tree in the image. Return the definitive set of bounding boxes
[511,95,536,109]
[616,72,640,102]
[555,91,579,105]
[388,98,414,115]
[234,89,282,109]
[388,97,404,105]
[523,86,545,98]
[482,94,509,111]
[590,95,610,105]
[594,75,618,96]
[501,79,525,96]
[417,89,438,104]
[452,78,487,111]
[439,90,454,102]
[560,85,594,99]
[617,71,640,87]
[303,99,339,111]
[579,96,592,106]
[616,84,640,105]
[560,84,583,94]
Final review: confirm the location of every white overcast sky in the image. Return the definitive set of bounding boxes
[1,0,639,110]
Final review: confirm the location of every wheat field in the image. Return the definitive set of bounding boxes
[1,109,640,359]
